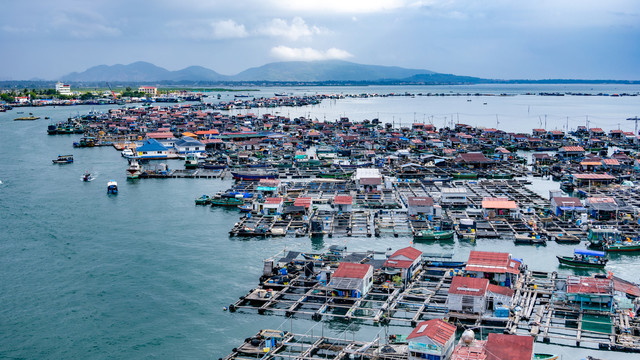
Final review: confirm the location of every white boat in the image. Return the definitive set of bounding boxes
[107,180,118,194]
[126,159,142,179]
[121,148,135,158]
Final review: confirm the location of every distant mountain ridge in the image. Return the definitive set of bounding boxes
[63,61,227,82]
[61,60,470,83]
[60,61,639,84]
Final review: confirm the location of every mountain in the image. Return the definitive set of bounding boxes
[62,62,226,82]
[233,60,434,81]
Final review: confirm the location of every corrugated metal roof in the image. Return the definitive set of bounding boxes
[407,319,456,346]
[333,262,372,279]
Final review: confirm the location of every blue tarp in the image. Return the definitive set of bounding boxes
[575,249,606,257]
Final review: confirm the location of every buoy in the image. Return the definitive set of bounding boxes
[223,306,228,311]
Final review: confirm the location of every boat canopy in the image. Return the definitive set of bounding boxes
[574,249,605,257]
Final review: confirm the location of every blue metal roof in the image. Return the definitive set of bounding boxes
[137,138,168,152]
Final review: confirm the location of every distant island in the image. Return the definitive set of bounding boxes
[1,60,639,88]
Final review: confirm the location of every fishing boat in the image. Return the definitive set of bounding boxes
[194,195,211,205]
[554,233,581,244]
[557,249,607,268]
[317,170,353,179]
[533,354,558,360]
[587,226,621,248]
[14,116,40,121]
[184,153,199,169]
[107,180,118,195]
[413,229,455,241]
[560,181,574,193]
[210,194,244,206]
[126,158,142,179]
[52,154,73,164]
[237,204,252,212]
[455,218,476,241]
[604,238,640,252]
[514,232,547,245]
[121,148,135,158]
[231,170,278,181]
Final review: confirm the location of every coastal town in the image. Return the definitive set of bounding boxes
[38,93,640,359]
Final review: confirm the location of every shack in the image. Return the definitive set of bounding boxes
[440,188,468,207]
[327,262,373,299]
[407,196,441,217]
[382,246,422,284]
[565,275,614,312]
[334,195,353,213]
[464,251,521,287]
[481,197,518,218]
[446,276,488,314]
[550,196,584,217]
[407,319,456,360]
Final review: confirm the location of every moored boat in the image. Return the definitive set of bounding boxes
[231,170,278,181]
[533,353,558,360]
[126,158,142,179]
[514,232,547,245]
[195,195,211,205]
[604,238,640,252]
[557,249,607,268]
[413,229,455,241]
[184,153,199,169]
[52,154,73,164]
[210,194,245,206]
[587,226,621,248]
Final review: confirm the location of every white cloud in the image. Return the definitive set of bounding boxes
[167,19,248,40]
[275,0,406,13]
[259,17,326,40]
[211,19,248,39]
[270,46,353,61]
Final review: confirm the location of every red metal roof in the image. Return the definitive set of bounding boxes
[360,177,382,185]
[451,339,486,360]
[264,197,283,205]
[487,284,514,297]
[567,276,612,295]
[613,276,640,297]
[389,246,422,261]
[466,251,520,275]
[333,262,372,279]
[485,333,533,360]
[407,319,456,346]
[294,197,312,208]
[560,146,585,152]
[334,195,353,205]
[448,276,489,296]
[407,197,434,207]
[481,197,517,210]
[572,173,615,180]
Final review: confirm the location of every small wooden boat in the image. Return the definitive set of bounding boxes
[194,195,211,205]
[514,232,547,245]
[14,116,39,121]
[237,204,252,212]
[604,239,640,252]
[554,233,581,244]
[52,154,73,164]
[557,249,607,268]
[533,354,558,360]
[413,229,455,241]
[210,194,244,206]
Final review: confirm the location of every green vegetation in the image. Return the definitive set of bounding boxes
[120,86,145,98]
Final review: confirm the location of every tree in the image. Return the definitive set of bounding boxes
[80,92,94,100]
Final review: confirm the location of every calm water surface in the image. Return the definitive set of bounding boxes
[1,86,638,359]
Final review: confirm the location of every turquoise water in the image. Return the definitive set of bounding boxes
[1,88,638,359]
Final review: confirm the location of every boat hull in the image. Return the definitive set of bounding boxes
[556,256,606,268]
[414,230,455,241]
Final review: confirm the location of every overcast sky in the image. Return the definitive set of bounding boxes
[1,0,639,80]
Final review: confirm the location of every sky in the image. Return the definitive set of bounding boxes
[1,0,639,80]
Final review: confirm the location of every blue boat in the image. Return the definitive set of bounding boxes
[231,171,278,181]
[107,180,118,195]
